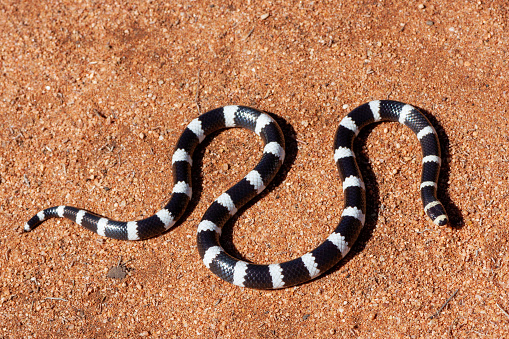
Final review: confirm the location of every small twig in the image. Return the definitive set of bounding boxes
[430,289,459,319]
[244,27,255,40]
[23,174,30,187]
[497,303,509,319]
[93,108,106,119]
[99,295,107,313]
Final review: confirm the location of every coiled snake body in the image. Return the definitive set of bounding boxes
[25,100,448,289]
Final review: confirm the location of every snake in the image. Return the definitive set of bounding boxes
[25,100,448,289]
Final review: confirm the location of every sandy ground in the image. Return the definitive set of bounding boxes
[1,0,508,338]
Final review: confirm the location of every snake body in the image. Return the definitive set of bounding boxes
[25,100,448,289]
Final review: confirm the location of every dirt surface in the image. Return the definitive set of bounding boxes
[1,0,508,338]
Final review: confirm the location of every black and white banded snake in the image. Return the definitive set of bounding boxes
[25,100,448,289]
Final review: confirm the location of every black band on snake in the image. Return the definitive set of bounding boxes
[25,100,448,289]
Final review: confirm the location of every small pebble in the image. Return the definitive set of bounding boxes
[107,266,127,280]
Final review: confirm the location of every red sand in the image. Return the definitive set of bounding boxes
[1,1,508,337]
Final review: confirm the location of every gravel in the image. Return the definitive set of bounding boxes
[1,0,508,337]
